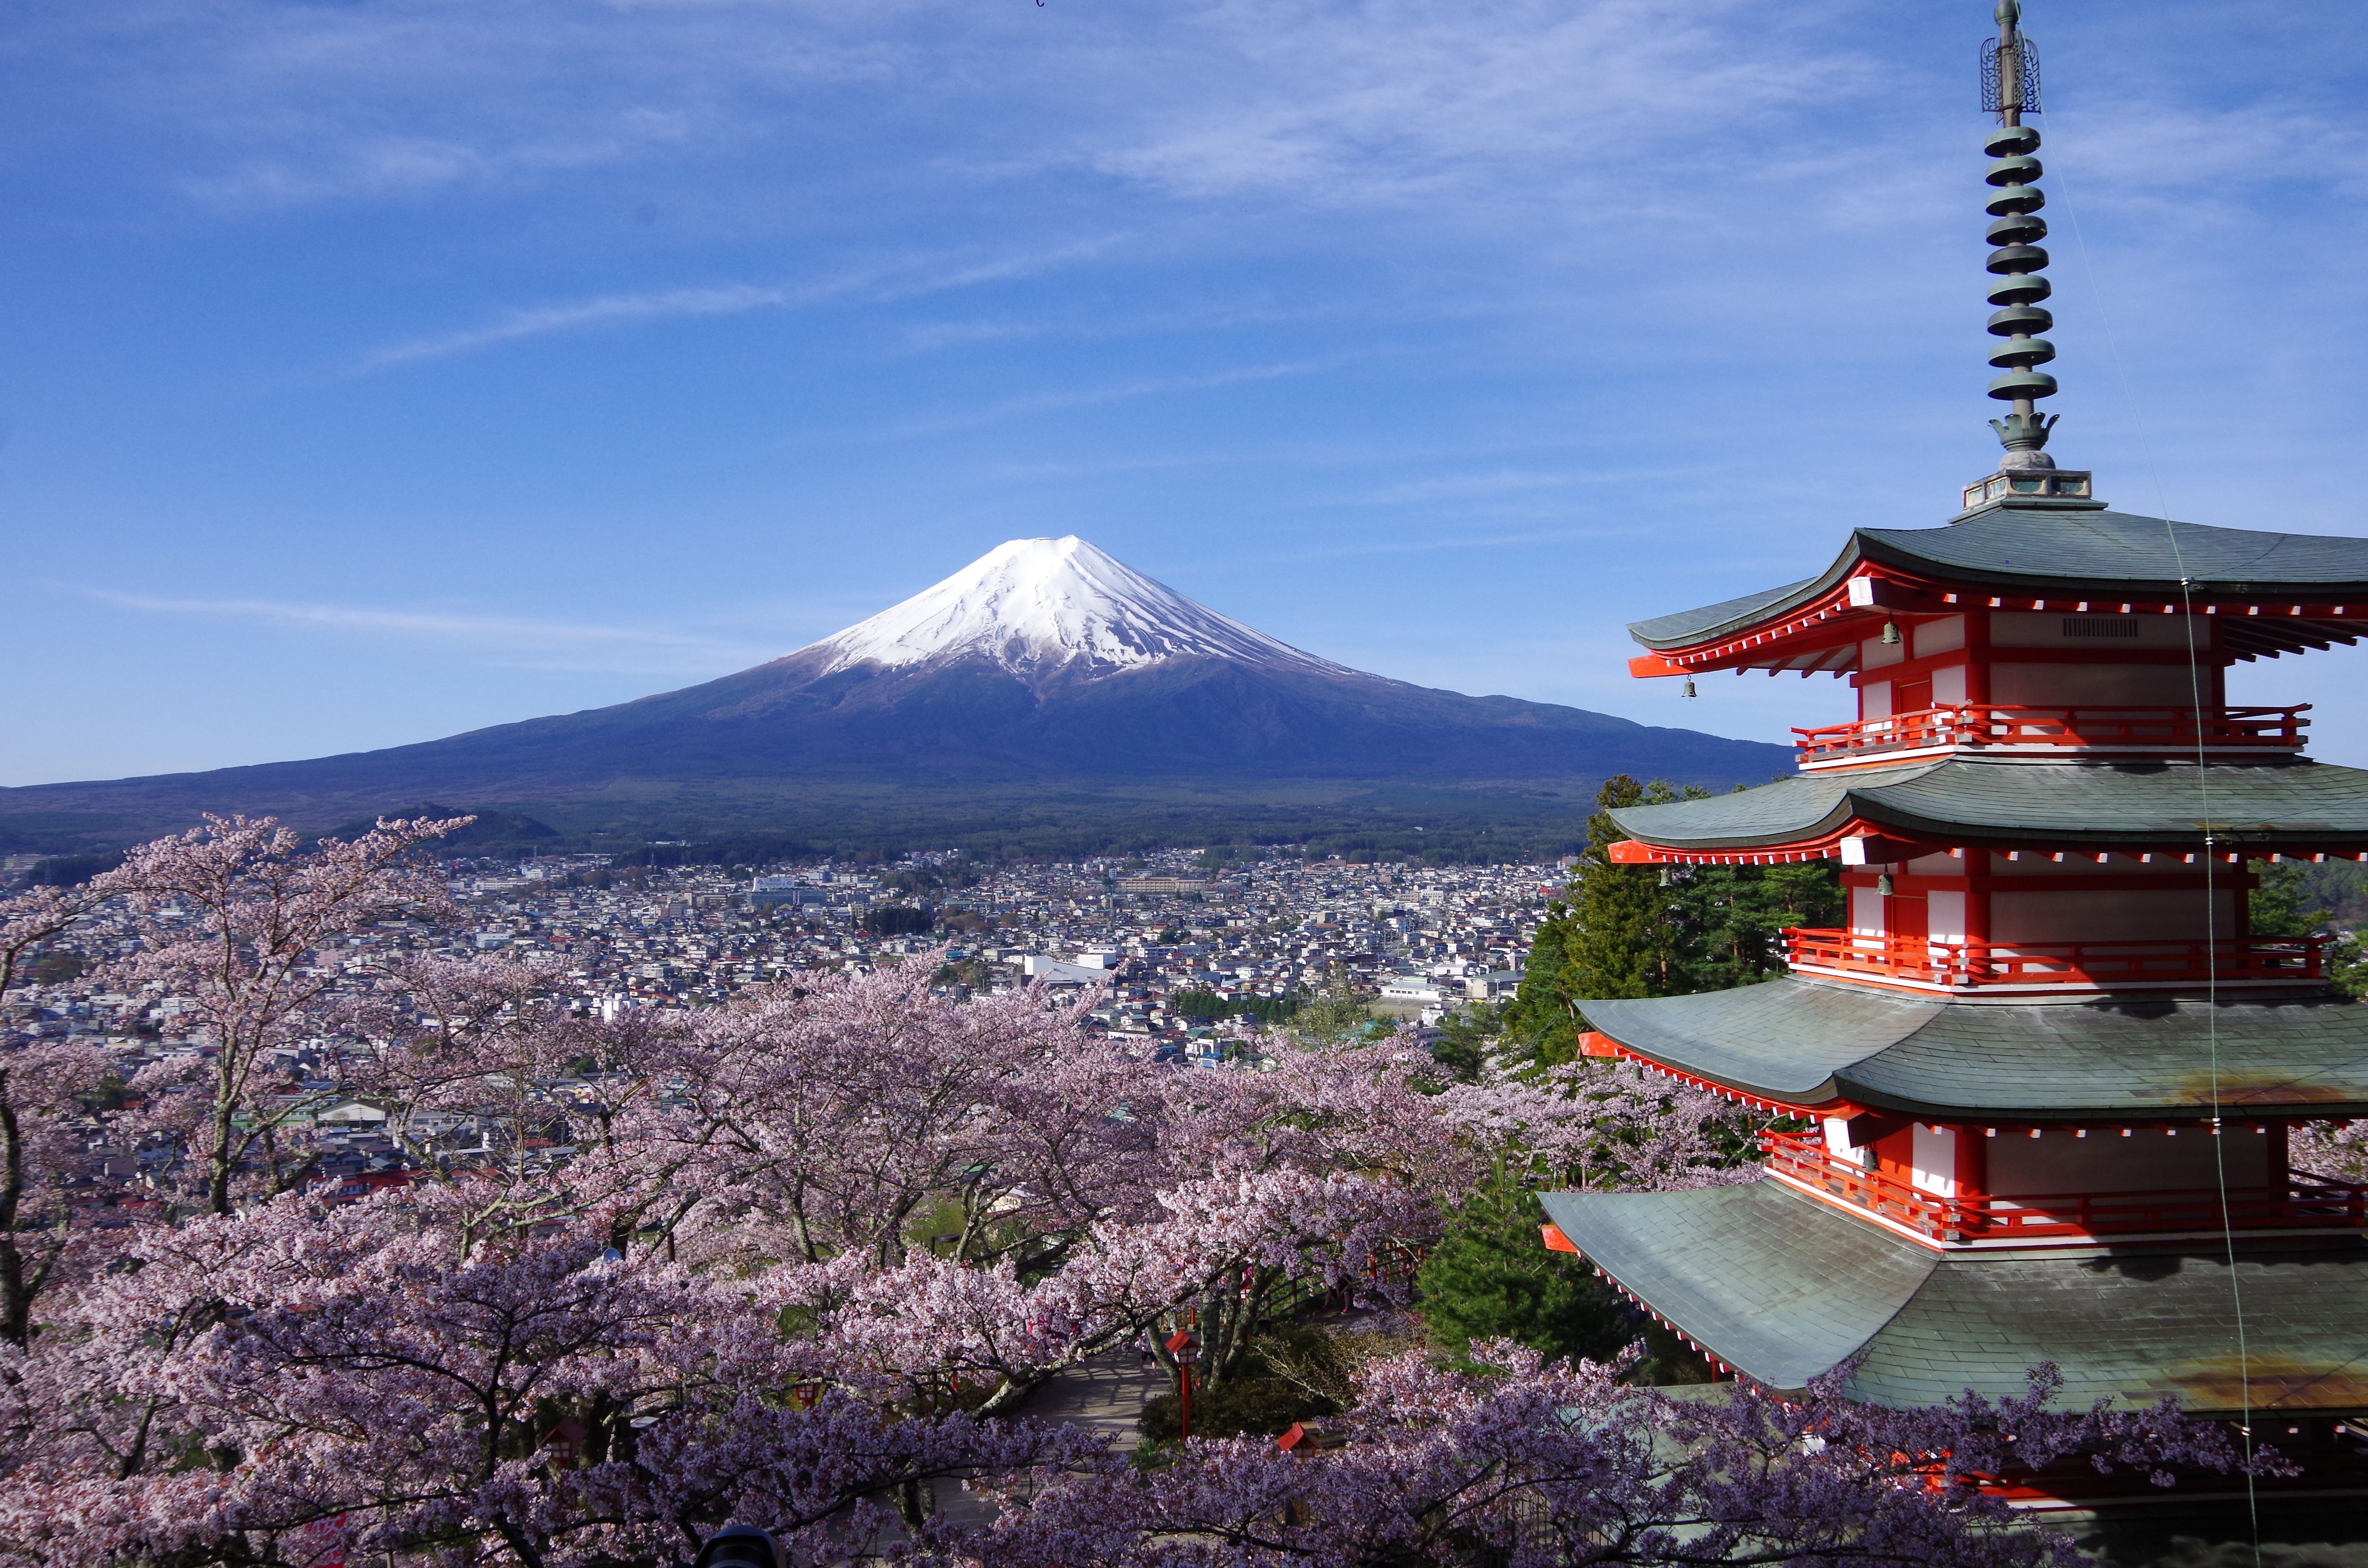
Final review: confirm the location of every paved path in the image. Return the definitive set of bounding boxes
[1023,1346,1165,1445]
[931,1348,1165,1527]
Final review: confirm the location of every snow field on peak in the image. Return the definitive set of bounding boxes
[804,536,1351,677]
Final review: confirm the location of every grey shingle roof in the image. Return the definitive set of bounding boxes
[1609,756,2368,851]
[1539,1182,1935,1389]
[1628,509,2368,649]
[1541,1180,2368,1413]
[1626,579,1819,647]
[1582,979,2368,1117]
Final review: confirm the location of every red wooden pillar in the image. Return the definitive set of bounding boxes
[1962,609,1992,706]
[1954,1122,1988,1200]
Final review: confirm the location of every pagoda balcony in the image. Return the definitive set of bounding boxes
[1783,928,2324,992]
[1792,704,2309,768]
[1761,1130,2368,1243]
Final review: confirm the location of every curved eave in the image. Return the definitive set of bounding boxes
[1625,511,2368,669]
[1604,1034,2368,1124]
[1581,980,2368,1121]
[1625,814,2368,861]
[1540,1182,2368,1414]
[1849,527,2368,610]
[1607,758,2368,857]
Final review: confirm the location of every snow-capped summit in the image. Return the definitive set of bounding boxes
[802,536,1350,678]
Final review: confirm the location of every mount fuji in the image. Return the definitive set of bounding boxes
[4,538,1789,850]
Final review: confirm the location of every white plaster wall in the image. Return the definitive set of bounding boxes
[1820,1117,1872,1168]
[1913,616,1966,658]
[1911,1124,1959,1196]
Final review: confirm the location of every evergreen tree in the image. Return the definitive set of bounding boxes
[1417,1174,1713,1384]
[1502,901,1580,1060]
[2251,860,2317,940]
[1505,776,1686,1065]
[1666,860,1844,992]
[1504,778,1844,1065]
[1563,775,1669,1004]
[1417,1176,1636,1367]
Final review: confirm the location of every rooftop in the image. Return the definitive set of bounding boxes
[1628,509,2368,654]
[1540,1180,2368,1414]
[1608,755,2368,854]
[1579,978,2368,1119]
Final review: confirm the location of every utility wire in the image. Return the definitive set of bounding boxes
[2051,154,2264,1563]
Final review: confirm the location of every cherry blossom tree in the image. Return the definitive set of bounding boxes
[0,1185,1103,1568]
[957,1343,2260,1568]
[106,813,470,1214]
[0,869,150,1346]
[2290,1116,2368,1183]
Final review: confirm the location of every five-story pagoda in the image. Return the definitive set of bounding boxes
[1539,0,2368,1505]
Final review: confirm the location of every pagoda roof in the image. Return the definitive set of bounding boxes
[1610,756,2368,854]
[1628,508,2368,651]
[1580,978,2368,1118]
[1539,1180,2368,1413]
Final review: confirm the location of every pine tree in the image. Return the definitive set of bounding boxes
[1417,1176,1636,1367]
[1563,775,1682,1007]
[2251,860,2317,939]
[1665,860,1844,992]
[1503,901,1579,1059]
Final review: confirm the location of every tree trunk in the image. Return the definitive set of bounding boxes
[0,1086,26,1347]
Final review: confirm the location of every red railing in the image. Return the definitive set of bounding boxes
[1760,1130,2368,1241]
[1793,704,2308,764]
[1784,929,2324,989]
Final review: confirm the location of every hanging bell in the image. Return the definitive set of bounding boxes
[1880,621,1902,646]
[1680,679,1698,698]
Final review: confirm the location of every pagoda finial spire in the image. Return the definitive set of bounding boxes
[1956,0,2098,514]
[1979,0,2055,469]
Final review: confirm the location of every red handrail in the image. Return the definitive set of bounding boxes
[1783,929,2324,989]
[1793,704,2308,763]
[1760,1131,2368,1240]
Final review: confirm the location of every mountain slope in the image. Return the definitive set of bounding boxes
[2,537,1791,839]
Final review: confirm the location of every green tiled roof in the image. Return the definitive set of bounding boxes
[1628,509,2368,649]
[1609,756,2368,851]
[1539,1183,1934,1389]
[1540,1180,2368,1413]
[1582,979,2368,1118]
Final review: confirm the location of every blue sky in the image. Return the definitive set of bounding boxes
[6,0,2368,785]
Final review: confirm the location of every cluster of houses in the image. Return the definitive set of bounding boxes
[5,847,1560,1212]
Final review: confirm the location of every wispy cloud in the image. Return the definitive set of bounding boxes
[357,283,790,369]
[77,588,783,675]
[183,110,702,209]
[353,238,1125,370]
[1070,0,1853,208]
